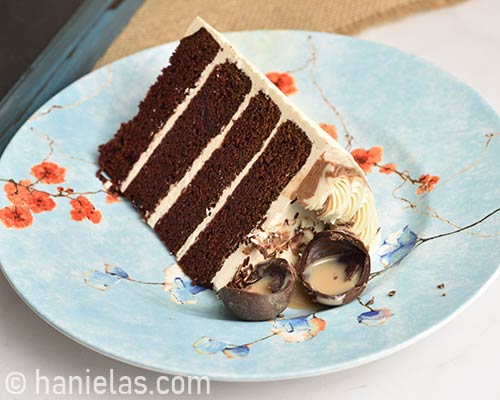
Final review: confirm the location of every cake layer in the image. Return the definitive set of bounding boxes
[178,120,312,286]
[123,61,252,215]
[153,92,281,253]
[98,18,381,291]
[98,28,220,184]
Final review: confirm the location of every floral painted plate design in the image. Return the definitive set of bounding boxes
[0,31,499,381]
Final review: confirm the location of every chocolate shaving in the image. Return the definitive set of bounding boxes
[333,220,355,229]
[365,297,375,306]
[229,257,254,288]
[339,253,362,281]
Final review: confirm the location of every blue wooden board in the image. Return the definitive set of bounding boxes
[0,0,143,154]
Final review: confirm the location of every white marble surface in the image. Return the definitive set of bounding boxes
[1,0,499,398]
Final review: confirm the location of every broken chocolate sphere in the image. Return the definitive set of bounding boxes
[218,258,296,321]
[299,230,370,306]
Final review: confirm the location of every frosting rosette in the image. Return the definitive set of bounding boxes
[296,153,379,249]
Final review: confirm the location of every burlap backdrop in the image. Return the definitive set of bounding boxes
[95,0,464,68]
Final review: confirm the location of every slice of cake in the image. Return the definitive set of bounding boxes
[98,18,380,290]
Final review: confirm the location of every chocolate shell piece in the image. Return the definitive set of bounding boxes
[218,258,296,321]
[299,230,370,306]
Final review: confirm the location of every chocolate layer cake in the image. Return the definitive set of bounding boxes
[98,18,380,289]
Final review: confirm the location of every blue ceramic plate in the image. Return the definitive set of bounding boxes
[0,31,499,381]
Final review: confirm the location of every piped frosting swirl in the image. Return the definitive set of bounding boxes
[295,153,379,248]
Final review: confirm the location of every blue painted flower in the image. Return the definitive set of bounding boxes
[193,337,251,358]
[223,345,250,359]
[173,277,206,296]
[379,225,418,267]
[83,270,120,291]
[271,314,326,343]
[83,263,206,304]
[188,283,206,295]
[193,336,229,354]
[192,313,326,358]
[193,336,229,355]
[104,265,130,279]
[164,265,206,304]
[357,308,393,326]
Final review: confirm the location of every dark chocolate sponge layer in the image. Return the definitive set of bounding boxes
[98,28,220,185]
[154,92,281,253]
[179,121,312,286]
[123,61,252,215]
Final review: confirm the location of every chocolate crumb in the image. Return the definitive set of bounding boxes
[437,283,445,289]
[441,292,447,297]
[388,290,396,297]
[293,212,299,220]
